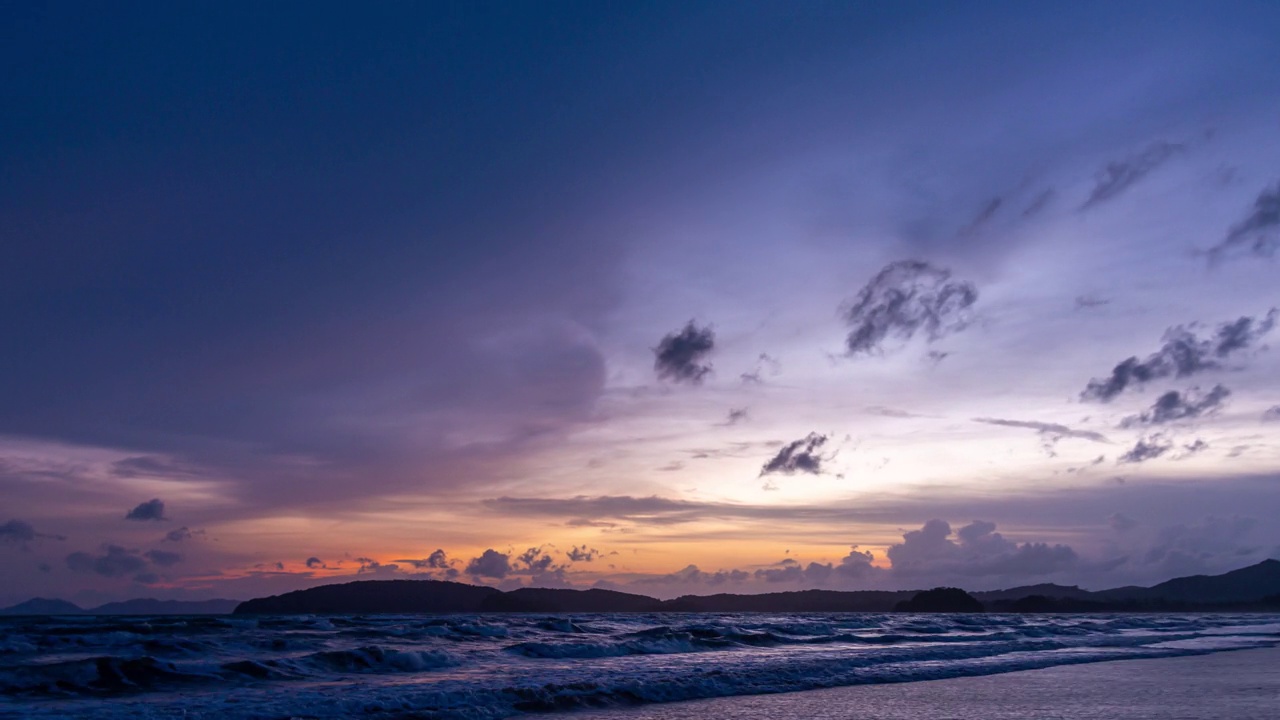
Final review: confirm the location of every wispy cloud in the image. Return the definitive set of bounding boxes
[1207,182,1280,264]
[1082,310,1276,401]
[841,260,978,356]
[1117,435,1173,464]
[653,321,716,384]
[760,433,829,476]
[1080,140,1184,210]
[973,417,1109,443]
[1120,385,1230,427]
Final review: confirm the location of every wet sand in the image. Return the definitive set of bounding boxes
[569,646,1280,720]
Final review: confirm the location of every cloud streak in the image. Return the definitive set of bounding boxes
[1207,182,1280,264]
[973,418,1109,443]
[1080,140,1184,209]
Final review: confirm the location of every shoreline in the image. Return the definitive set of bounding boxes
[567,645,1280,719]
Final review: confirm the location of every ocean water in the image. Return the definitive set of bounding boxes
[1,612,1277,719]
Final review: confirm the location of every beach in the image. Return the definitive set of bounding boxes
[569,646,1280,720]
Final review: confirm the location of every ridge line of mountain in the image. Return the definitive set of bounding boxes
[232,559,1280,615]
[5,559,1276,616]
[0,597,240,616]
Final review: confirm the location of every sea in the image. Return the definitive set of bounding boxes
[1,612,1277,719]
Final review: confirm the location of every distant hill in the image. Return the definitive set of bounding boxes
[479,587,661,613]
[895,587,984,613]
[11,560,1280,617]
[987,559,1280,612]
[0,597,83,615]
[0,597,240,616]
[234,579,501,614]
[233,560,1280,615]
[1100,559,1280,604]
[973,583,1096,602]
[660,589,913,613]
[89,598,240,615]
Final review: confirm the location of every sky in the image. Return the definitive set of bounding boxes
[3,1,1280,605]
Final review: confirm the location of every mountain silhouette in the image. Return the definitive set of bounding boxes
[8,559,1279,616]
[231,560,1280,615]
[0,597,239,616]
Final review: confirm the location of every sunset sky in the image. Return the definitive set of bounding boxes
[3,2,1280,606]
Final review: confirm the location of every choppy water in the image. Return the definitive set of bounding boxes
[1,612,1277,719]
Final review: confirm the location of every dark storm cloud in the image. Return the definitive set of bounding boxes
[759,433,828,476]
[144,549,183,567]
[653,321,716,384]
[1120,385,1231,427]
[1207,183,1280,264]
[124,499,167,522]
[1081,310,1277,401]
[1117,435,1173,464]
[886,519,1078,578]
[841,261,978,356]
[0,519,64,545]
[567,545,600,562]
[1080,140,1184,210]
[1263,406,1280,422]
[0,520,37,544]
[305,557,324,569]
[973,418,1109,443]
[465,549,512,579]
[66,545,148,578]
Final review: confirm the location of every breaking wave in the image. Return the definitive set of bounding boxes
[1,612,1276,718]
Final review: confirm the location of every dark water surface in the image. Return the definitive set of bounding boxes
[2,612,1277,718]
